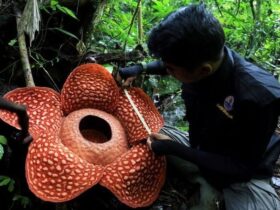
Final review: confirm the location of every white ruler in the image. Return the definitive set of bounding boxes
[124,89,151,134]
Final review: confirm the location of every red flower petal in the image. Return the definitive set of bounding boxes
[0,87,63,139]
[100,143,166,208]
[60,108,129,165]
[26,132,103,202]
[61,64,119,115]
[114,88,164,144]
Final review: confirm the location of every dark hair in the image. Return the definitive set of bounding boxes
[148,4,225,71]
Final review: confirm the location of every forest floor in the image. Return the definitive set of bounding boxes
[52,168,201,210]
[43,161,280,210]
[2,155,280,210]
[61,159,280,210]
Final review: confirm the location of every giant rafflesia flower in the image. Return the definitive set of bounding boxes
[0,64,166,208]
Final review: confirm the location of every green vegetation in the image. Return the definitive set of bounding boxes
[97,0,279,75]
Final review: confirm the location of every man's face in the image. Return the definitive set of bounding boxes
[164,62,209,84]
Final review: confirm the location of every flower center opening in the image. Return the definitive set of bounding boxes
[79,115,112,143]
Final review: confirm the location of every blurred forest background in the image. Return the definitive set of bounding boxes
[0,0,279,209]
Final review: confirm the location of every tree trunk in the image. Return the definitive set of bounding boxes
[84,0,108,50]
[14,1,35,87]
[246,0,262,58]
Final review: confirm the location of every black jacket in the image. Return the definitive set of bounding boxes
[152,47,280,188]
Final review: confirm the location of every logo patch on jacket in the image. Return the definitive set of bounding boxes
[224,96,234,111]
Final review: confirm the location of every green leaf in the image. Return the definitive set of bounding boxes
[103,64,114,73]
[50,28,79,40]
[8,39,17,46]
[50,0,58,10]
[57,5,78,20]
[0,135,7,145]
[0,176,11,186]
[13,195,31,208]
[0,144,4,160]
[0,175,15,191]
[76,40,87,55]
[8,179,15,192]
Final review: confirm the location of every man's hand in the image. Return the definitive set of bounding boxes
[14,105,32,144]
[16,105,29,136]
[11,130,33,145]
[23,134,33,144]
[147,132,172,150]
[115,72,137,88]
[115,64,144,87]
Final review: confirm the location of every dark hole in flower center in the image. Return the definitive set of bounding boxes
[79,115,112,143]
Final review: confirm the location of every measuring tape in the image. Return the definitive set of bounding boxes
[123,89,151,135]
